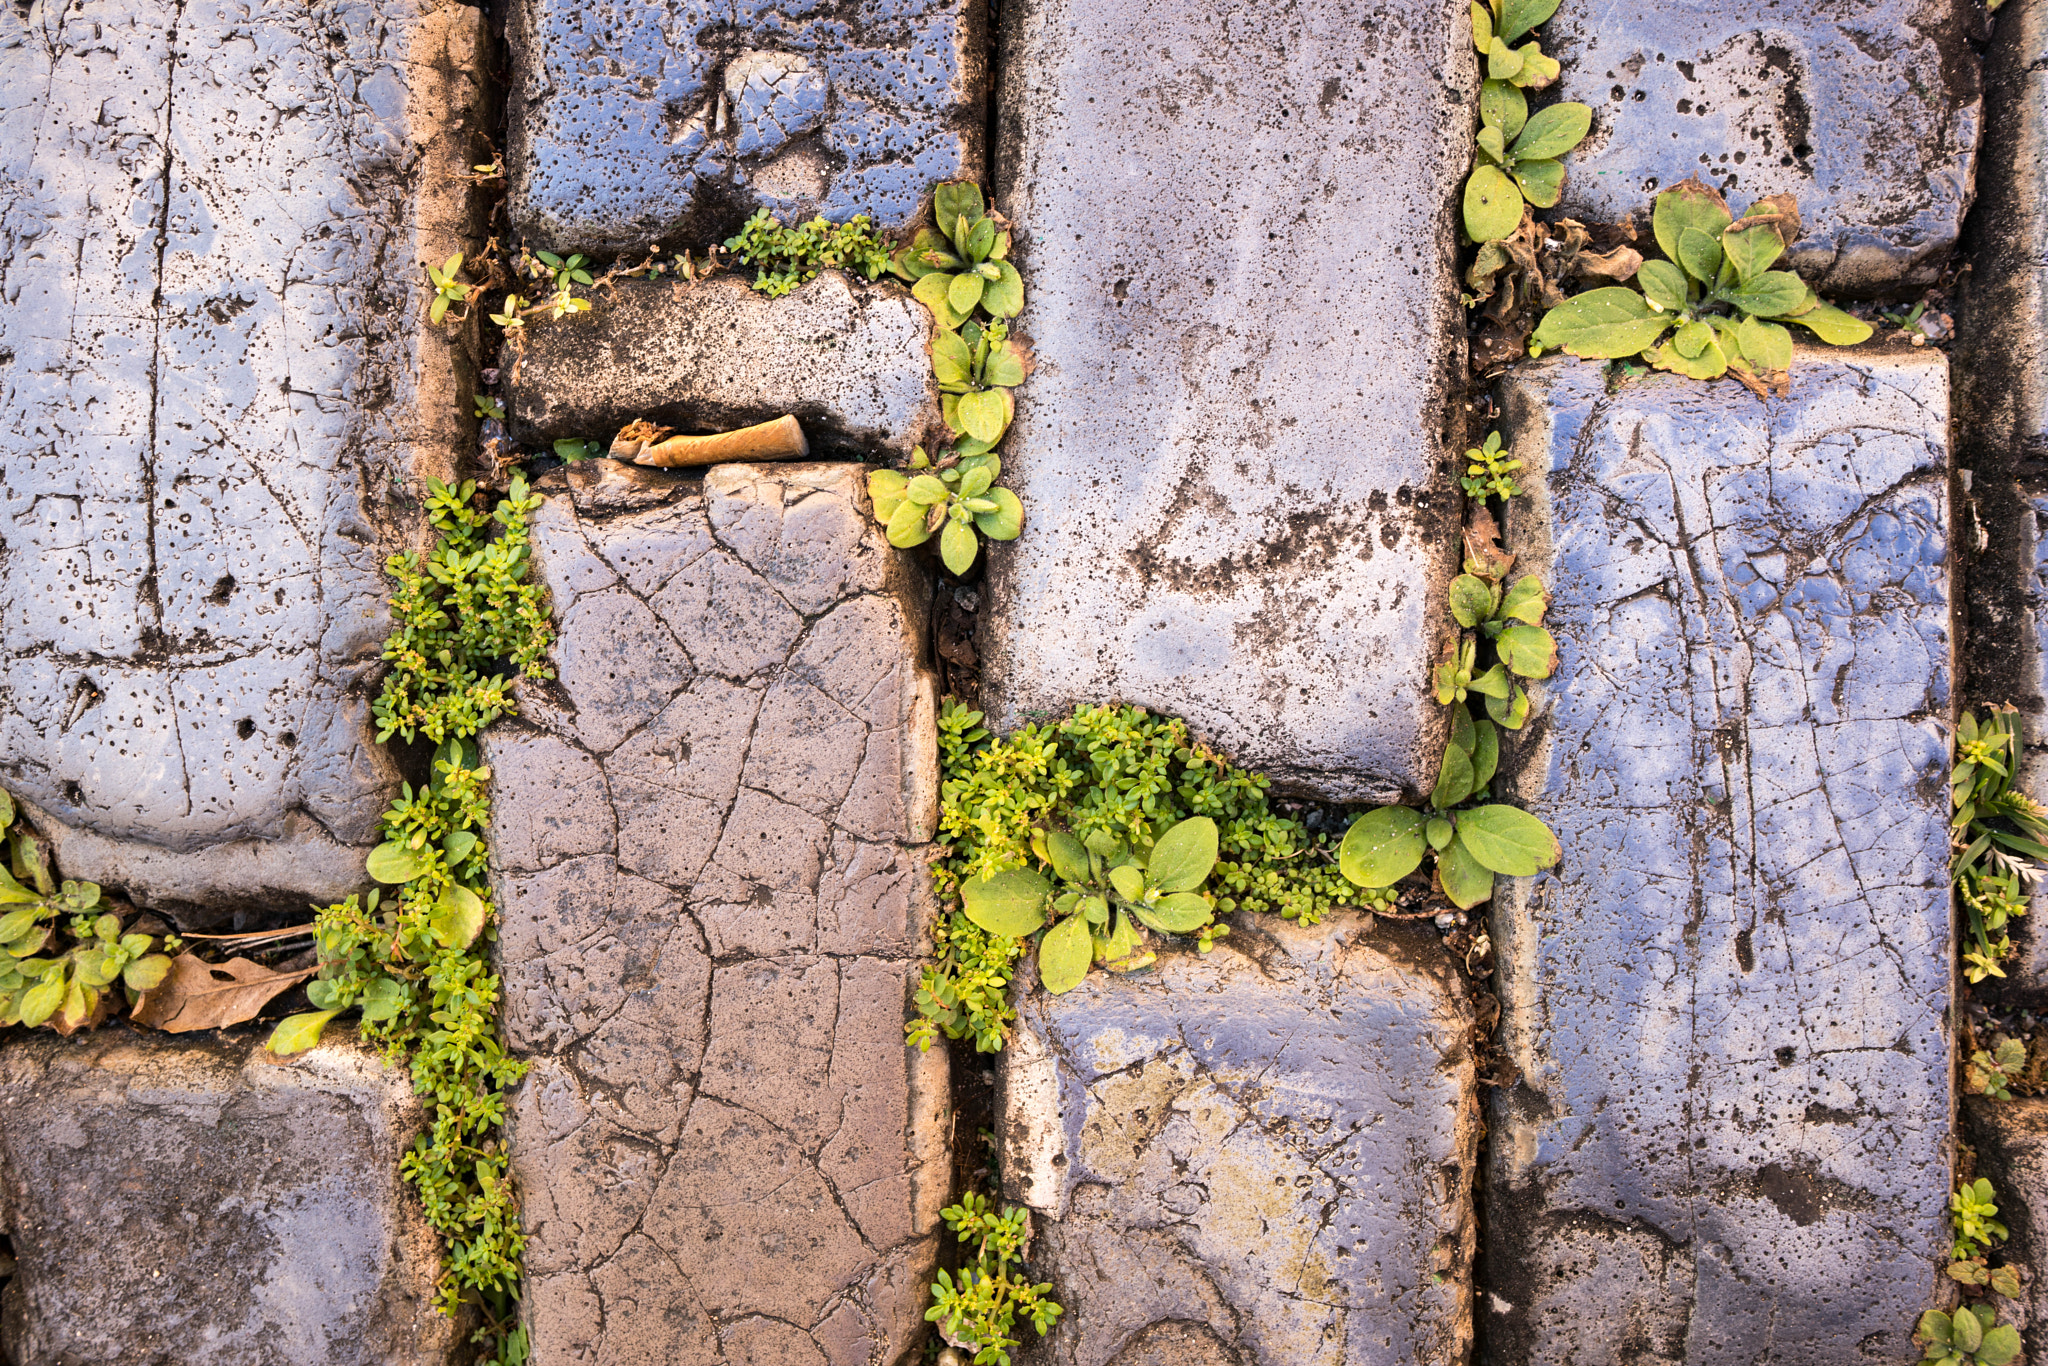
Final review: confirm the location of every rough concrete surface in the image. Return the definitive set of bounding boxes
[506,271,939,461]
[0,0,491,916]
[1544,0,1981,295]
[0,1031,456,1366]
[998,917,1477,1366]
[1485,350,1954,1362]
[506,0,986,252]
[1963,1096,2048,1352]
[977,0,1471,803]
[491,463,949,1365]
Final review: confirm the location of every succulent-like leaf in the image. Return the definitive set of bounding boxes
[122,953,172,992]
[1427,816,1455,851]
[1488,685,1532,731]
[1652,178,1733,263]
[912,271,971,329]
[1148,816,1219,893]
[974,487,1024,541]
[366,841,424,885]
[1487,36,1525,80]
[1464,165,1524,243]
[1532,286,1671,358]
[1339,806,1427,889]
[1509,102,1589,160]
[982,260,1024,318]
[1511,157,1566,208]
[1455,804,1562,875]
[1636,259,1689,314]
[1673,319,1714,360]
[940,518,979,575]
[1436,834,1496,909]
[983,340,1028,389]
[962,868,1052,936]
[948,270,986,317]
[1470,0,1494,49]
[1038,913,1094,994]
[1498,0,1561,43]
[1107,864,1146,902]
[907,473,950,505]
[1467,663,1512,698]
[960,465,993,498]
[1136,892,1214,933]
[1499,575,1548,624]
[431,882,487,949]
[965,215,997,262]
[1510,44,1560,87]
[1480,79,1527,139]
[1720,269,1808,319]
[956,388,1011,444]
[1476,125,1509,165]
[0,906,39,944]
[1449,574,1500,628]
[1785,302,1873,345]
[1651,335,1728,381]
[1470,718,1501,791]
[931,329,975,386]
[360,974,407,1023]
[1720,220,1785,281]
[266,1009,340,1056]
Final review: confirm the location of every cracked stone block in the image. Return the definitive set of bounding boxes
[976,0,1470,803]
[505,0,987,252]
[1963,1097,2048,1350]
[490,463,949,1365]
[1483,350,1954,1362]
[0,1031,457,1366]
[1544,0,1981,295]
[996,917,1478,1366]
[0,0,492,920]
[505,271,939,462]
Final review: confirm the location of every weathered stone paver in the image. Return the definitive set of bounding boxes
[0,0,488,914]
[506,271,939,462]
[505,0,986,251]
[998,917,1477,1366]
[1484,351,1953,1361]
[976,0,1471,802]
[1543,0,1981,295]
[491,463,949,1365]
[0,1033,456,1366]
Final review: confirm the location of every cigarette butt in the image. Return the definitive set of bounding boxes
[633,414,809,468]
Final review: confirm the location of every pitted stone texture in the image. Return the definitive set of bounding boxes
[1544,0,1981,295]
[491,463,947,1366]
[0,0,490,911]
[506,272,939,462]
[0,1032,456,1366]
[997,918,1478,1366]
[1484,351,1953,1363]
[505,0,986,252]
[1963,1097,2048,1350]
[978,0,1469,803]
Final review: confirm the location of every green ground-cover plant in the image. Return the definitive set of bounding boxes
[926,1191,1063,1366]
[1967,1036,2028,1100]
[269,475,554,1366]
[1461,430,1524,501]
[1461,0,1590,242]
[1917,1178,2023,1365]
[1950,708,2045,984]
[725,210,892,297]
[0,792,171,1033]
[868,446,1024,575]
[914,701,1358,1053]
[893,182,1029,452]
[1531,180,1873,386]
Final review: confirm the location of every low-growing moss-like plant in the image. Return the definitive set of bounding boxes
[914,701,1361,1052]
[1462,430,1524,501]
[926,1190,1063,1365]
[725,209,892,297]
[1951,708,2046,984]
[270,475,553,1366]
[1461,0,1590,242]
[0,792,172,1033]
[1531,180,1873,387]
[868,446,1024,575]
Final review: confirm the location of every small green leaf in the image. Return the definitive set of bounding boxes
[1463,165,1524,243]
[1532,287,1672,358]
[1509,44,1559,87]
[1510,157,1565,209]
[1426,817,1455,851]
[965,215,997,262]
[1449,574,1499,628]
[431,882,487,948]
[907,474,950,506]
[1436,834,1496,909]
[1479,79,1527,140]
[1636,259,1689,314]
[1487,36,1526,80]
[1652,178,1733,263]
[18,971,62,1027]
[947,271,985,316]
[361,974,407,1023]
[1499,575,1548,624]
[1497,0,1561,44]
[0,906,40,944]
[1720,221,1785,281]
[868,469,910,524]
[1786,301,1874,345]
[1917,1311,1954,1348]
[1951,1306,1983,1355]
[1673,318,1714,360]
[887,498,937,547]
[1135,892,1213,934]
[940,519,979,575]
[1047,830,1090,884]
[1508,101,1589,160]
[366,841,424,885]
[1676,226,1723,287]
[1470,718,1500,791]
[267,1010,340,1057]
[1476,125,1508,165]
[983,340,1027,389]
[1735,316,1792,374]
[962,868,1052,937]
[1039,913,1094,995]
[1454,804,1562,876]
[1433,700,1477,809]
[1339,806,1427,889]
[974,488,1024,541]
[0,866,40,904]
[959,465,993,498]
[912,272,971,329]
[1720,269,1808,319]
[1466,664,1512,699]
[1470,0,1493,49]
[932,181,986,232]
[956,388,1011,444]
[982,260,1024,318]
[1652,334,1727,381]
[1497,623,1558,678]
[1148,816,1219,893]
[1981,1323,2022,1365]
[1107,865,1146,902]
[931,329,975,386]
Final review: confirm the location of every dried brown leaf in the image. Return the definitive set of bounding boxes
[1572,244,1645,282]
[131,953,314,1033]
[1463,508,1517,581]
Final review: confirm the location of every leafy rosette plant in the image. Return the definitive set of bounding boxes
[1532,180,1873,386]
[1464,88,1591,242]
[933,318,1031,450]
[1471,0,1564,89]
[957,816,1221,995]
[869,445,1025,575]
[892,182,1023,328]
[1916,1307,2021,1366]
